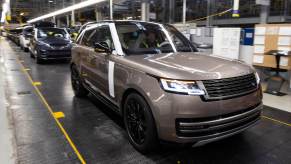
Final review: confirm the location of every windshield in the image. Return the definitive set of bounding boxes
[37,28,69,39]
[23,27,33,35]
[115,22,197,55]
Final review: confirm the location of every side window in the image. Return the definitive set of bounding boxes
[90,26,115,50]
[80,29,94,46]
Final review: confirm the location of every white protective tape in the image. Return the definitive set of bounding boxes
[108,61,115,97]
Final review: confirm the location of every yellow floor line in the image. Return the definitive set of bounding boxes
[17,59,86,164]
[33,82,42,86]
[53,112,65,119]
[262,115,291,127]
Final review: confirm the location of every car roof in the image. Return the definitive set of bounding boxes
[89,20,162,25]
[80,20,163,32]
[37,27,65,30]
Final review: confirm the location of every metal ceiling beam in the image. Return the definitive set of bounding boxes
[27,0,106,23]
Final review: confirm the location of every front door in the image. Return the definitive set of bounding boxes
[87,25,115,97]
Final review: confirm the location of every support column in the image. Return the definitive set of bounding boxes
[71,10,75,26]
[57,18,61,27]
[169,0,175,23]
[260,5,269,24]
[71,0,76,26]
[161,0,166,23]
[109,0,113,20]
[66,15,70,27]
[182,0,186,24]
[206,0,213,27]
[141,0,149,21]
[52,16,56,25]
[95,6,102,21]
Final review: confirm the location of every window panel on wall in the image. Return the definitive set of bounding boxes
[113,0,141,20]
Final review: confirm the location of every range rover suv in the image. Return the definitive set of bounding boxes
[71,21,262,153]
[29,27,72,64]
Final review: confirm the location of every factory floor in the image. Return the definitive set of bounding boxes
[1,37,291,164]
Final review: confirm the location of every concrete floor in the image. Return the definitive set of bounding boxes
[1,37,291,164]
[262,82,291,113]
[0,38,16,164]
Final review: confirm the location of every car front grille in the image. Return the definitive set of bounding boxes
[176,104,261,138]
[50,43,68,47]
[45,50,71,57]
[202,73,257,100]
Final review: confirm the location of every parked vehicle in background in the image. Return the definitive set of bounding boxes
[67,25,81,41]
[7,27,22,45]
[19,26,33,52]
[70,20,263,154]
[29,27,72,64]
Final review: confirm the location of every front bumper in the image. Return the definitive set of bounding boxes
[149,85,262,144]
[176,103,262,145]
[38,49,71,60]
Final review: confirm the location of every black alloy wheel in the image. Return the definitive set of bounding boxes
[124,93,158,154]
[71,65,88,97]
[30,51,34,58]
[35,56,43,64]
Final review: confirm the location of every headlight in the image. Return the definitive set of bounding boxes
[160,79,205,95]
[255,72,260,84]
[38,41,51,47]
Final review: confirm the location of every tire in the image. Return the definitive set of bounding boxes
[36,56,43,64]
[71,65,88,97]
[123,93,159,154]
[30,51,34,58]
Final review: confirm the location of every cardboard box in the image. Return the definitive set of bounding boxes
[253,54,291,70]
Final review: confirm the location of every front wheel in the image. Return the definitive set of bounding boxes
[123,93,159,154]
[36,56,43,64]
[71,65,88,97]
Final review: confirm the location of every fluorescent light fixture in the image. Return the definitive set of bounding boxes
[27,0,106,23]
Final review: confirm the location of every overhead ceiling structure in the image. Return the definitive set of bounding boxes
[27,0,107,23]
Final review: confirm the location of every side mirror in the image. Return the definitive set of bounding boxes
[94,41,111,53]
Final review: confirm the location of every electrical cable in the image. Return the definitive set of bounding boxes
[188,8,233,22]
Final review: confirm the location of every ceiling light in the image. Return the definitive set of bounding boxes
[27,0,106,23]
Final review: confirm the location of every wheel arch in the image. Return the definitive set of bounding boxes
[120,86,160,135]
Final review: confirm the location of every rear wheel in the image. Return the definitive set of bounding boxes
[123,93,159,154]
[71,65,88,97]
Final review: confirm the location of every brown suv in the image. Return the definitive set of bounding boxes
[71,21,263,153]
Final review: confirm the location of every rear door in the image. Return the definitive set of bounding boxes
[78,28,97,88]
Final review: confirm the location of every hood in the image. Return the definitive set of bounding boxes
[38,37,71,45]
[123,52,254,80]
